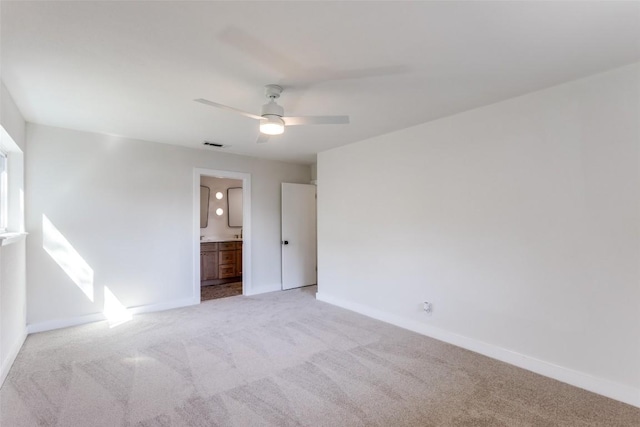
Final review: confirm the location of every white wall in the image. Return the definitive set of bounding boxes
[310,163,317,182]
[0,82,27,386]
[317,63,640,406]
[1,84,25,152]
[26,124,310,329]
[200,176,242,240]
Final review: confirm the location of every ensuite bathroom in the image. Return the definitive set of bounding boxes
[199,176,243,301]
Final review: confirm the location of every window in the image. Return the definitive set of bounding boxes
[0,125,23,237]
[0,151,7,232]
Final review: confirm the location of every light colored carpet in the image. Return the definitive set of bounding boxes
[1,286,638,426]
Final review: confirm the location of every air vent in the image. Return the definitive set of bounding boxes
[203,141,230,148]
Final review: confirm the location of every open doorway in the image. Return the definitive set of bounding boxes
[193,168,251,303]
[200,176,242,300]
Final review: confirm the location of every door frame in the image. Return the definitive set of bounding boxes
[193,168,252,302]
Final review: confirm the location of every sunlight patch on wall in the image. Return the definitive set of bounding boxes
[104,286,132,328]
[42,214,94,302]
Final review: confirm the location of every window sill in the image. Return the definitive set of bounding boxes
[0,232,28,246]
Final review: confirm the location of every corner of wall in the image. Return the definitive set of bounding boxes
[0,79,28,387]
[0,321,26,388]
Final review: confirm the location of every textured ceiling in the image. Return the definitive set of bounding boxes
[2,1,639,164]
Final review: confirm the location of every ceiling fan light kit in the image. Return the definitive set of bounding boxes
[195,84,349,142]
[259,86,285,135]
[260,115,285,135]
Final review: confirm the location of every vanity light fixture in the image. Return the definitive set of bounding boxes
[216,208,224,216]
[215,191,223,200]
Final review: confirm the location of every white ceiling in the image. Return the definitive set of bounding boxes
[2,1,639,164]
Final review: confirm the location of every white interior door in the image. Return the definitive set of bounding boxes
[281,183,317,290]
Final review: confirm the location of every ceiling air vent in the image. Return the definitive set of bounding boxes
[203,141,230,148]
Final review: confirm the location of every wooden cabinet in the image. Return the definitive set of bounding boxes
[200,242,218,281]
[236,249,242,276]
[219,241,242,278]
[200,241,242,285]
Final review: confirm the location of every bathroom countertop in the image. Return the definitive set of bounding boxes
[200,238,242,243]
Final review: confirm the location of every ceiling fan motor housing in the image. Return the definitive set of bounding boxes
[261,84,284,117]
[261,100,284,117]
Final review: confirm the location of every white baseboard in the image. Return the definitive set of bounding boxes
[27,297,197,334]
[128,297,196,316]
[315,292,640,409]
[0,328,27,387]
[27,313,105,334]
[244,283,281,296]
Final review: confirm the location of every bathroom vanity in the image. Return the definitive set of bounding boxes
[200,240,242,286]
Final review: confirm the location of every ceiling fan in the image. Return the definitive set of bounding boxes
[195,84,349,143]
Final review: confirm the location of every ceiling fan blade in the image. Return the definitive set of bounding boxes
[194,98,264,121]
[284,116,350,126]
[218,27,303,77]
[306,65,410,82]
[256,133,270,144]
[219,28,408,89]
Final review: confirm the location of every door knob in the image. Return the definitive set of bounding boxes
[282,240,289,245]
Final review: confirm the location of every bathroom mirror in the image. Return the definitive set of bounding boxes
[227,187,243,227]
[200,186,210,228]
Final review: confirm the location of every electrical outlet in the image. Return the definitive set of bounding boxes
[423,302,433,314]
